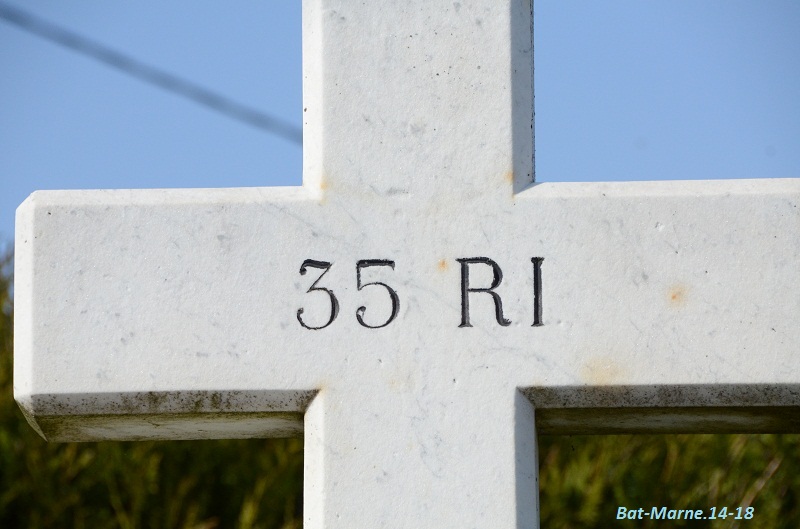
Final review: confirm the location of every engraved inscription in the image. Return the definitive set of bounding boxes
[355,260,399,329]
[297,257,544,329]
[457,257,511,328]
[297,259,398,330]
[532,257,544,327]
[296,259,339,330]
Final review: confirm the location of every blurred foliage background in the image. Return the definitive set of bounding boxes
[1,246,798,528]
[538,433,799,528]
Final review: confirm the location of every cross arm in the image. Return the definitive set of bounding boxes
[511,179,800,434]
[14,187,332,441]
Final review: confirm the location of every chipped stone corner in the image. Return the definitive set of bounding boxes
[14,393,49,441]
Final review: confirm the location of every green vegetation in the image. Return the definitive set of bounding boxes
[539,433,800,528]
[1,246,797,527]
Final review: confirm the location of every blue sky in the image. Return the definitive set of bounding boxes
[1,1,798,243]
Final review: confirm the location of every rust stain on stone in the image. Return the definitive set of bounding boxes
[581,356,627,385]
[438,259,448,272]
[504,170,514,184]
[667,284,688,308]
[315,173,329,205]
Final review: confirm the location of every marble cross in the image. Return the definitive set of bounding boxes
[14,1,800,527]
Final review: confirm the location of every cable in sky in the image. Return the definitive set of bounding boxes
[0,2,303,145]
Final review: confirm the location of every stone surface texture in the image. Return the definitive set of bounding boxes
[14,1,800,528]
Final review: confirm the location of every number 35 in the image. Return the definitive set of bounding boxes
[296,259,399,330]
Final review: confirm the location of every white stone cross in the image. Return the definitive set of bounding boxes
[14,1,800,527]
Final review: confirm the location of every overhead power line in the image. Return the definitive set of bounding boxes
[0,2,303,145]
